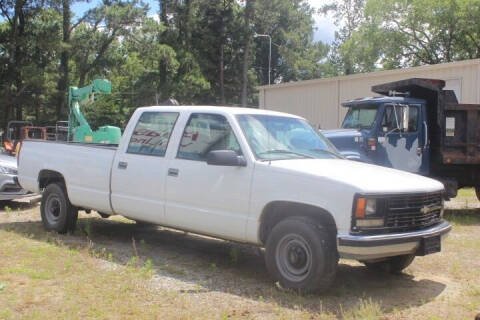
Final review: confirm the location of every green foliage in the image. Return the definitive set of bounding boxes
[0,0,330,128]
[323,0,480,74]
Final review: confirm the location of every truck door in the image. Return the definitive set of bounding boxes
[110,111,179,223]
[377,104,427,174]
[164,112,252,241]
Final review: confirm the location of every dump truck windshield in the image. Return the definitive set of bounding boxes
[342,105,378,129]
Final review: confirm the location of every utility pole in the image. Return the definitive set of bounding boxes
[254,33,271,85]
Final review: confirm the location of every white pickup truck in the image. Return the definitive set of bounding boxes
[18,106,451,293]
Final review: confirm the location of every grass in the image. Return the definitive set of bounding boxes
[341,298,384,320]
[456,188,477,198]
[0,199,479,319]
[444,209,480,226]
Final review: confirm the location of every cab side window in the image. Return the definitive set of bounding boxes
[177,113,241,161]
[382,105,419,133]
[127,112,179,156]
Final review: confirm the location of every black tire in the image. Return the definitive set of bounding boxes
[364,254,415,274]
[265,217,337,294]
[476,187,480,202]
[40,183,78,234]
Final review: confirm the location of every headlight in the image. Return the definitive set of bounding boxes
[0,166,17,175]
[365,198,377,215]
[354,196,384,228]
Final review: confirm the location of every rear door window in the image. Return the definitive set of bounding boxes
[127,112,179,156]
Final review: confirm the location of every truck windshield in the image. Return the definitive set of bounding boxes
[342,105,378,129]
[236,114,341,161]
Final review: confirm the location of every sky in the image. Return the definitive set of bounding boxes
[71,0,337,43]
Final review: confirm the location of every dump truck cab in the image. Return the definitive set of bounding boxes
[324,78,480,198]
[325,96,429,174]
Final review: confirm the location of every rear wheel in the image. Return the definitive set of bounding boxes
[265,217,337,294]
[364,254,415,274]
[40,183,78,234]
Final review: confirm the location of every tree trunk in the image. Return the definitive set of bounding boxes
[219,0,226,105]
[10,0,25,121]
[241,0,254,106]
[219,42,225,104]
[56,0,71,120]
[159,0,168,101]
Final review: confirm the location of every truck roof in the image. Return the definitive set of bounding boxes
[342,96,425,107]
[138,105,303,119]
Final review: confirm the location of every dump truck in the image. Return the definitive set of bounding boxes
[323,78,480,200]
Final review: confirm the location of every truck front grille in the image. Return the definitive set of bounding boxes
[385,192,443,231]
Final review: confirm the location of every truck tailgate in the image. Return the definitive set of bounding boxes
[443,104,480,164]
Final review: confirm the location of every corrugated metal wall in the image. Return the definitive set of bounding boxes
[259,59,480,129]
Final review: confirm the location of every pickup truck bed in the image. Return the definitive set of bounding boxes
[19,140,117,214]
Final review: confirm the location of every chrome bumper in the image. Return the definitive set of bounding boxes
[337,221,452,260]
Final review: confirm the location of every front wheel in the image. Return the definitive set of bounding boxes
[364,254,415,274]
[265,217,337,294]
[40,183,78,234]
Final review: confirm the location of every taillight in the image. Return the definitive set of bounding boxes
[16,142,22,166]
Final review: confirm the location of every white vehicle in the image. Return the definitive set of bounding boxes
[0,152,29,201]
[18,106,451,293]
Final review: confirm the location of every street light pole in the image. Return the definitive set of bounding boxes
[254,33,271,85]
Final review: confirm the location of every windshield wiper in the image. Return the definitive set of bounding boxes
[309,148,343,159]
[259,149,314,159]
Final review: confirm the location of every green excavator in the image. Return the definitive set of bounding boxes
[68,79,121,144]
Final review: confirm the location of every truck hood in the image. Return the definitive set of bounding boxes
[321,128,364,150]
[268,158,444,194]
[321,129,367,160]
[322,128,363,139]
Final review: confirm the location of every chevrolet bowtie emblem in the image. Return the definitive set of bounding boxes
[421,205,442,214]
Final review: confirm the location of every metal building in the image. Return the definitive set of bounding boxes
[258,59,480,129]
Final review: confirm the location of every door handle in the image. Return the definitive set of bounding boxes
[416,147,423,156]
[168,168,179,177]
[118,161,128,169]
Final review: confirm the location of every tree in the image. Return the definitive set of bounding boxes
[71,0,147,87]
[0,0,329,129]
[241,0,254,106]
[253,0,331,84]
[0,0,62,127]
[321,0,369,75]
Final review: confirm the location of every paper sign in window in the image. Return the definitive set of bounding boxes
[445,117,455,137]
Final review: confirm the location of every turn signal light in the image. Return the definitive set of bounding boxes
[355,197,366,218]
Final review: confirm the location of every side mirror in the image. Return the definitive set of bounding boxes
[401,106,409,131]
[206,150,246,167]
